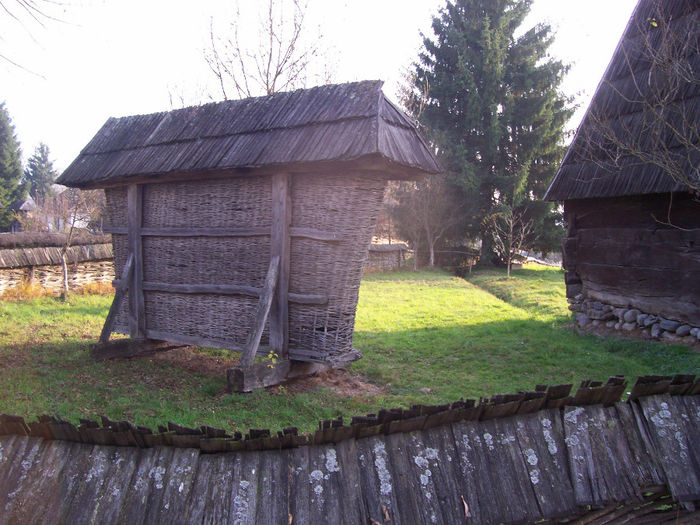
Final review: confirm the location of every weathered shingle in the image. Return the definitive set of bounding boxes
[545,0,699,201]
[58,81,441,188]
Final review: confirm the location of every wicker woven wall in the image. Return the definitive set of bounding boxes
[106,171,386,362]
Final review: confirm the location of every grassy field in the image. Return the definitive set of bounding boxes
[1,264,698,433]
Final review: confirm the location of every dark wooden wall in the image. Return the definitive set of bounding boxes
[563,193,700,325]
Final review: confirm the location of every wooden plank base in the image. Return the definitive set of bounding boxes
[227,360,292,393]
[227,360,335,393]
[89,339,185,361]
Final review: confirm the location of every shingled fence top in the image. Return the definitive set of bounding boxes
[1,375,699,524]
[57,81,440,391]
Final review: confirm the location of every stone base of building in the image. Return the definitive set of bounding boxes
[569,295,700,345]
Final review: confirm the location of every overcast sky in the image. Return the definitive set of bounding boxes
[1,0,637,172]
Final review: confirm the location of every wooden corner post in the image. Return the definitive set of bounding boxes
[127,184,146,338]
[269,172,291,359]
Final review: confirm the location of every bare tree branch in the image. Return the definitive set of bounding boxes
[577,1,699,194]
[204,0,330,100]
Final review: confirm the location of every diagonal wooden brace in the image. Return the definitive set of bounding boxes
[237,255,280,369]
[99,252,134,344]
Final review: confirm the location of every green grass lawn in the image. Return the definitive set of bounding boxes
[1,265,698,433]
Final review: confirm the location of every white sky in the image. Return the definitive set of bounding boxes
[1,0,637,172]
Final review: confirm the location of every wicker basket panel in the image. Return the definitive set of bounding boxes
[286,171,385,359]
[110,233,130,332]
[104,187,127,228]
[288,304,356,358]
[142,236,269,287]
[145,291,267,348]
[142,177,272,228]
[291,172,386,232]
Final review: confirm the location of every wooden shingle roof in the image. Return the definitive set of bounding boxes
[545,0,699,201]
[57,81,441,188]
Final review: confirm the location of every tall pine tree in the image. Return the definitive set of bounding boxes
[25,142,58,200]
[411,0,573,263]
[0,102,27,231]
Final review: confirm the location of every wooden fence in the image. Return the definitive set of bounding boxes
[1,375,698,523]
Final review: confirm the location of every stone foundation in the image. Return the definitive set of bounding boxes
[569,295,700,345]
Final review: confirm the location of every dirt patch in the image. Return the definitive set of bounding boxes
[277,368,385,397]
[151,348,384,397]
[151,346,238,376]
[0,345,32,369]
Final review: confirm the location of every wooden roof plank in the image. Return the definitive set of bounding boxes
[333,438,369,525]
[152,447,200,525]
[513,411,577,519]
[450,419,507,525]
[614,402,665,488]
[638,395,700,502]
[356,435,402,525]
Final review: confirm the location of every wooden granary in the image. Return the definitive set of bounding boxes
[545,0,699,333]
[58,81,440,390]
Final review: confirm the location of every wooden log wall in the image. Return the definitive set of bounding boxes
[562,193,700,326]
[0,376,699,524]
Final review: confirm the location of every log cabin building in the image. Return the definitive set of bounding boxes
[57,80,440,390]
[545,0,700,341]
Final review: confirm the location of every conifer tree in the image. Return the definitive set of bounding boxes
[409,0,573,263]
[0,102,27,231]
[25,142,58,200]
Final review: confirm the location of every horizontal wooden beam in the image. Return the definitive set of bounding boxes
[112,280,327,305]
[104,226,269,237]
[144,281,260,297]
[145,329,246,353]
[104,225,340,242]
[289,227,340,242]
[90,338,184,360]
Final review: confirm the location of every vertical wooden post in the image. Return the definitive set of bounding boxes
[127,184,146,338]
[269,172,291,358]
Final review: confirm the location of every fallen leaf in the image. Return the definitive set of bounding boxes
[461,495,470,518]
[382,504,391,522]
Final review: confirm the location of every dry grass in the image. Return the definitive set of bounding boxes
[0,280,114,301]
[72,282,114,296]
[0,281,46,301]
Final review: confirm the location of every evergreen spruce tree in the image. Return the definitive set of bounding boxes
[0,102,27,231]
[25,142,58,200]
[411,0,573,263]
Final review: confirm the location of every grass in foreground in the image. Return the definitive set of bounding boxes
[0,265,698,433]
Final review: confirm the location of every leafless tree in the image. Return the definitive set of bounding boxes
[204,0,332,99]
[1,0,67,74]
[579,0,699,195]
[391,175,463,269]
[488,205,536,278]
[15,186,105,298]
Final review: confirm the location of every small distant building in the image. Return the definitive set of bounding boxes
[365,243,409,273]
[545,0,700,338]
[6,195,36,233]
